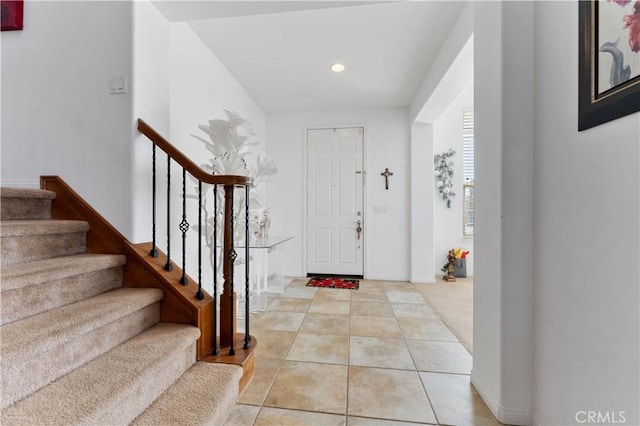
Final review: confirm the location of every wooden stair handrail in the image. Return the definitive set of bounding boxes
[40,176,215,359]
[41,176,257,393]
[137,119,253,187]
[138,117,255,361]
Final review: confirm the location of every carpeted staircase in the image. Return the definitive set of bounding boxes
[0,187,242,425]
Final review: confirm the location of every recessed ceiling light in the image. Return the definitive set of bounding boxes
[330,63,345,73]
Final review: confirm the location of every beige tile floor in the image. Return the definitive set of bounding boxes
[225,279,500,426]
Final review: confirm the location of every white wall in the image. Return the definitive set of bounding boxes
[131,0,170,243]
[532,1,639,424]
[410,123,435,283]
[1,1,134,236]
[267,108,410,280]
[433,84,474,277]
[499,3,536,420]
[169,23,266,158]
[473,2,639,425]
[410,2,473,123]
[162,22,266,295]
[472,1,532,423]
[410,15,473,284]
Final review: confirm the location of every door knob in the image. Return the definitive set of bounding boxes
[356,220,362,240]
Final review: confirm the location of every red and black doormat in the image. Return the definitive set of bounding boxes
[306,276,359,290]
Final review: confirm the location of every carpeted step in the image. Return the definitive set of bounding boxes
[0,188,56,220]
[0,288,164,409]
[1,253,127,325]
[1,323,201,425]
[0,220,89,265]
[133,362,243,426]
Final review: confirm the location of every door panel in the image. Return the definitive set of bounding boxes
[338,133,358,153]
[312,228,332,264]
[337,228,357,264]
[314,159,332,216]
[338,159,357,216]
[307,128,364,276]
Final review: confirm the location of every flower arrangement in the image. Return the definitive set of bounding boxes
[452,247,470,259]
[249,206,270,244]
[434,149,456,208]
[188,109,277,274]
[441,247,470,282]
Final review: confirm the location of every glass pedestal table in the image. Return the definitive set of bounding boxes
[234,236,294,314]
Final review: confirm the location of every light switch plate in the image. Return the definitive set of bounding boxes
[109,74,127,94]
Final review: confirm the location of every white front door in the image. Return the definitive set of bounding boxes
[306,127,364,276]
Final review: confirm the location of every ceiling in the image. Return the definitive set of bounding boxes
[151,1,383,22]
[153,1,466,113]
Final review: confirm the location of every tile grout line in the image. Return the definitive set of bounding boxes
[346,287,352,422]
[251,278,301,423]
[407,283,442,426]
[243,278,478,426]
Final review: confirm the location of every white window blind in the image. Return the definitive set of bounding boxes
[463,110,474,237]
[462,111,474,183]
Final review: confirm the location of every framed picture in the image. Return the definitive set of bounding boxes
[1,0,23,31]
[579,0,640,131]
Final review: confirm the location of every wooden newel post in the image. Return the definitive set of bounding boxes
[220,185,237,349]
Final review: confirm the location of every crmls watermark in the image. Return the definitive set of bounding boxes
[575,411,626,424]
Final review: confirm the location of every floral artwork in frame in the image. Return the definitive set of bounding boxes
[579,0,640,130]
[1,0,24,31]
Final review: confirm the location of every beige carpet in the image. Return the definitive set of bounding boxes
[133,362,242,426]
[1,186,242,424]
[415,277,473,354]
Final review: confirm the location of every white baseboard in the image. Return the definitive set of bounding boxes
[285,269,304,279]
[531,413,543,426]
[0,178,40,189]
[365,273,410,281]
[471,375,531,425]
[410,279,437,285]
[498,406,532,425]
[409,272,435,283]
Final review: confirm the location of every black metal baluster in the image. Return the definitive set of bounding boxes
[150,143,158,258]
[165,155,173,271]
[244,184,251,350]
[196,181,204,300]
[212,184,219,355]
[179,168,189,285]
[229,187,236,356]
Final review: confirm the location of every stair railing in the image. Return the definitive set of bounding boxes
[137,119,252,356]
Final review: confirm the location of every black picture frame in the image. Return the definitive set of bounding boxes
[579,0,640,131]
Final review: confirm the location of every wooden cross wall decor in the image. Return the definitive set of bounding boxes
[381,168,393,190]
